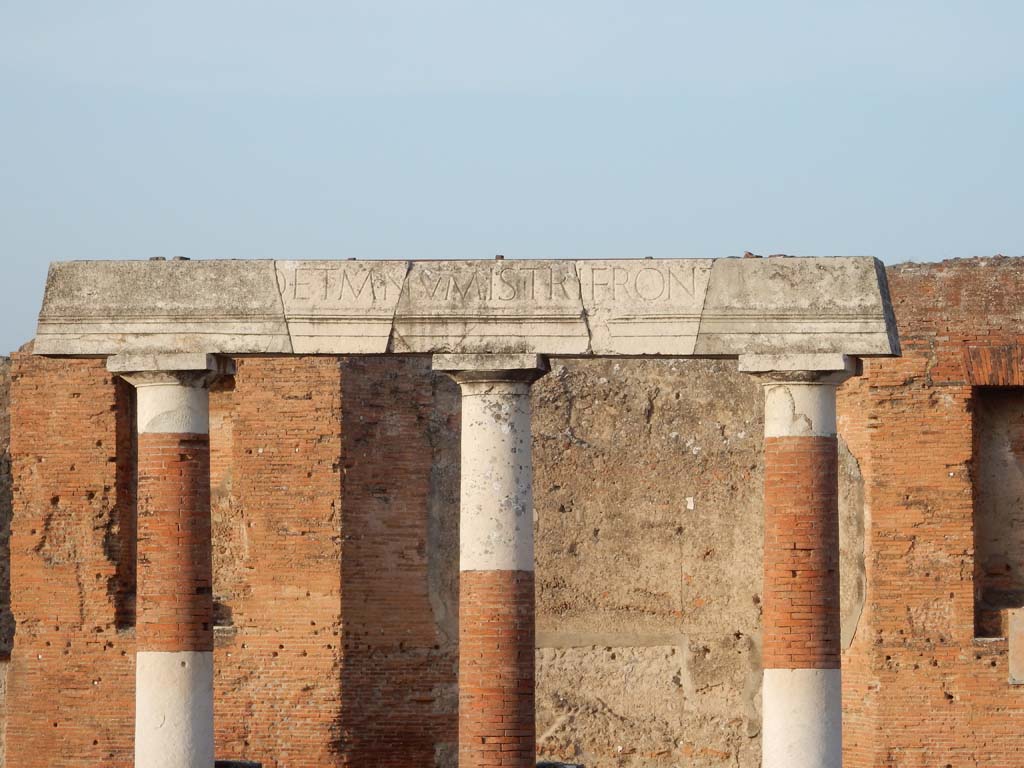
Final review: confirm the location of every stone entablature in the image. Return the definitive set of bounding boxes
[34,257,898,358]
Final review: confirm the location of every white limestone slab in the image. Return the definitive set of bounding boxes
[694,256,899,357]
[106,352,232,375]
[391,261,590,354]
[577,259,713,355]
[35,259,292,355]
[275,260,408,353]
[135,651,214,768]
[762,668,842,768]
[32,257,900,359]
[432,352,548,373]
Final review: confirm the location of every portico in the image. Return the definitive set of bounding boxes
[32,256,898,768]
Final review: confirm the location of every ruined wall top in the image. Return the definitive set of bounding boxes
[33,257,899,359]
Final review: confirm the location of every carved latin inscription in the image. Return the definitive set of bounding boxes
[276,263,408,306]
[391,262,590,354]
[275,261,408,353]
[33,256,898,358]
[408,263,580,303]
[279,259,715,355]
[578,260,714,355]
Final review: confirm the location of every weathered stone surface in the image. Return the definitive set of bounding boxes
[432,352,548,373]
[33,257,898,359]
[578,259,713,355]
[392,261,589,354]
[694,257,898,357]
[106,352,235,375]
[36,260,292,355]
[1009,609,1024,684]
[275,260,407,353]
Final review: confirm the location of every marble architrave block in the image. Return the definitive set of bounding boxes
[275,260,408,353]
[33,256,900,360]
[35,259,293,355]
[694,256,898,356]
[391,260,590,354]
[576,259,713,355]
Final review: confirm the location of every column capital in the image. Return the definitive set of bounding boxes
[737,353,859,385]
[107,352,235,389]
[108,353,233,434]
[432,353,549,386]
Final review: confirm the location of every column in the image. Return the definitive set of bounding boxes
[108,353,233,768]
[740,355,855,768]
[433,354,548,768]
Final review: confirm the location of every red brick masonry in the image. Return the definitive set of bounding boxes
[459,570,536,768]
[136,432,213,652]
[763,435,840,670]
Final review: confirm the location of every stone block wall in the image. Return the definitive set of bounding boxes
[3,355,461,767]
[1,257,1024,766]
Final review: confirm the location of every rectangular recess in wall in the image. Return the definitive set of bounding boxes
[972,387,1024,638]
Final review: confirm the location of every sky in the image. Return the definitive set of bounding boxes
[1,2,1023,354]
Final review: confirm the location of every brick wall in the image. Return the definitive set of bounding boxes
[840,258,1024,767]
[7,356,135,767]
[6,257,1024,766]
[972,388,1024,631]
[210,357,344,766]
[0,356,12,654]
[136,432,213,652]
[6,355,456,767]
[336,357,457,766]
[0,356,14,765]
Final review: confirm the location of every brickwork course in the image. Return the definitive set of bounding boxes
[136,432,213,652]
[459,570,536,768]
[1,256,1024,765]
[762,436,841,671]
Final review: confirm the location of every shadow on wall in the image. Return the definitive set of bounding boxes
[973,386,1024,637]
[1,357,13,656]
[107,378,137,630]
[337,356,460,766]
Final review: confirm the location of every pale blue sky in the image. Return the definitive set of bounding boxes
[2,2,1022,353]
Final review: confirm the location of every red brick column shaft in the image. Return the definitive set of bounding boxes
[136,431,213,653]
[435,354,548,768]
[459,570,536,767]
[763,435,840,670]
